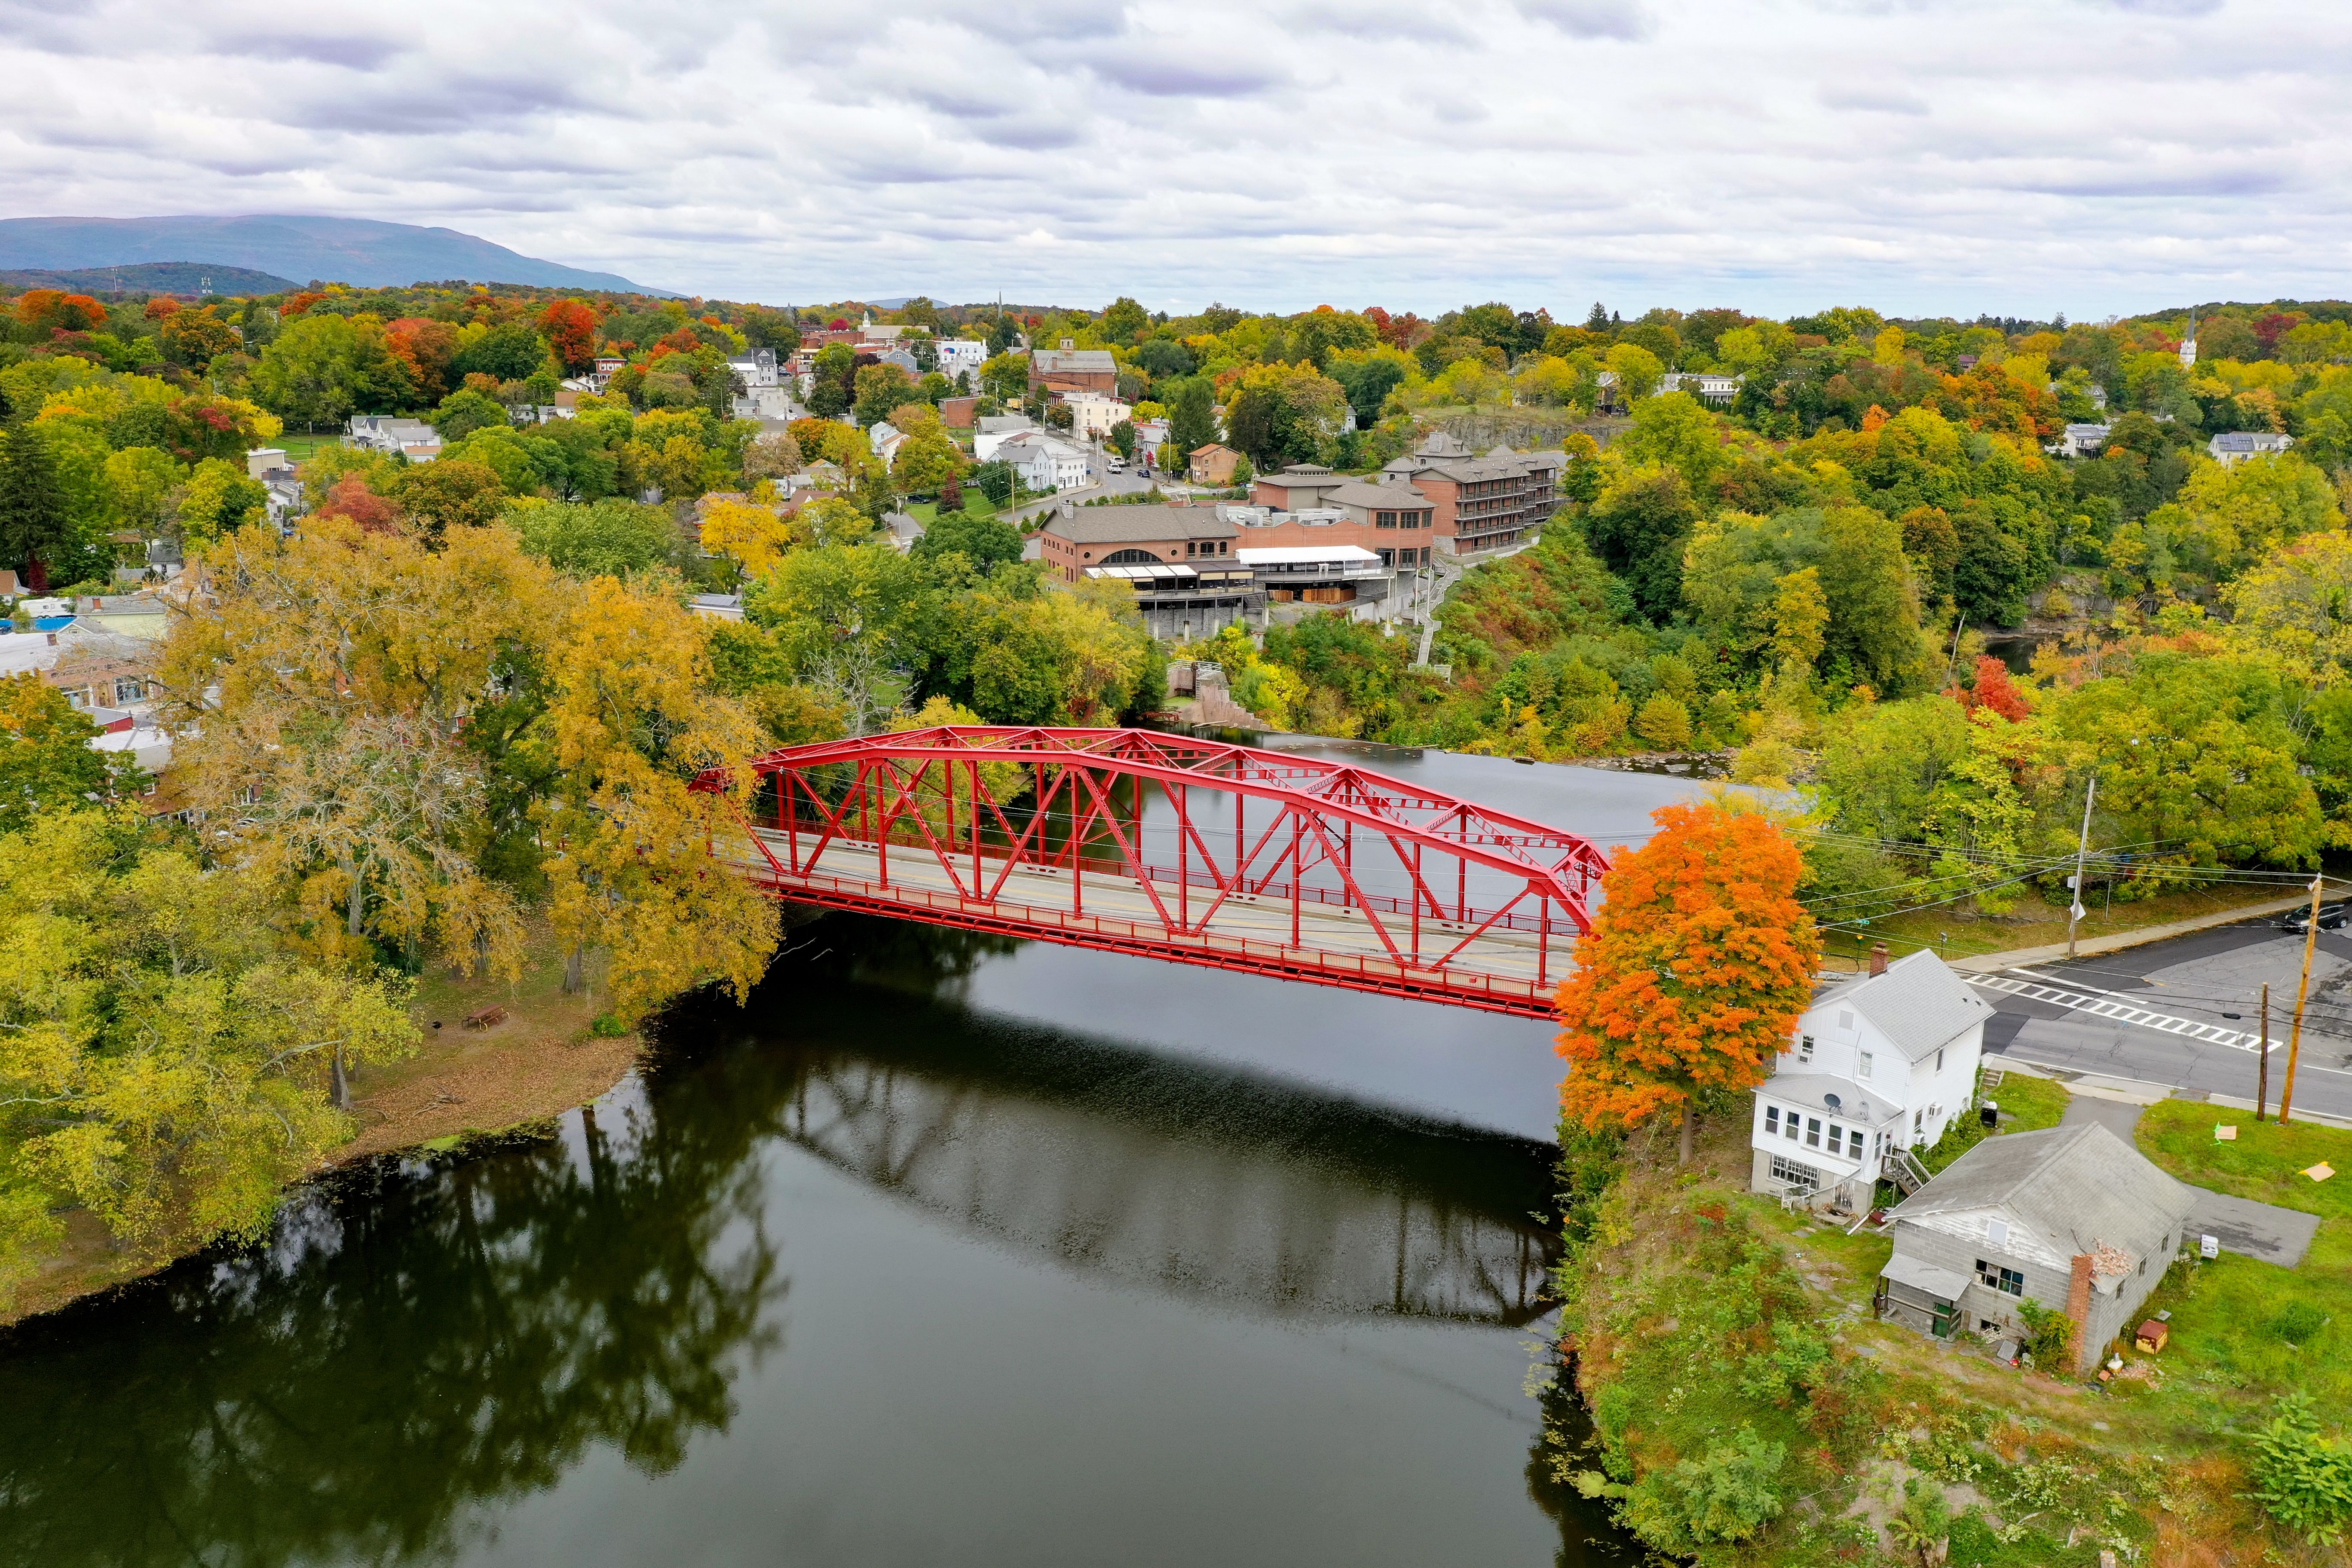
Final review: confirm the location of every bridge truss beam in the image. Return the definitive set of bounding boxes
[693,726,1609,1017]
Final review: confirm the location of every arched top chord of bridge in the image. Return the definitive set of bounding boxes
[691,726,1609,1018]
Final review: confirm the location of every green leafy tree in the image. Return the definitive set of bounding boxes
[174,457,269,545]
[1100,296,1149,345]
[396,458,508,544]
[0,673,143,832]
[1167,376,1219,457]
[853,364,917,427]
[430,387,510,442]
[452,322,548,383]
[1582,466,1698,622]
[505,497,686,579]
[250,314,415,429]
[1615,1425,1786,1554]
[912,509,1024,574]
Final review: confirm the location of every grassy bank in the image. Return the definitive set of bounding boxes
[1819,879,2301,971]
[1551,1084,2348,1566]
[2,934,643,1327]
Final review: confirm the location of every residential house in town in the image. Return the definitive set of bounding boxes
[974,414,1038,462]
[1875,1123,2196,1371]
[1058,391,1133,441]
[1188,444,1243,484]
[1749,947,1991,1212]
[1657,372,1743,403]
[1377,434,1564,555]
[868,420,909,467]
[937,396,980,428]
[995,429,1091,493]
[2209,430,2294,466]
[346,414,441,462]
[2055,424,2111,459]
[1030,341,1120,396]
[246,448,303,529]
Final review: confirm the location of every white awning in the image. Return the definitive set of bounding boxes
[1235,546,1381,566]
[1881,1253,1970,1303]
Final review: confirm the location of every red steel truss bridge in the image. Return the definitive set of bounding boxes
[691,726,1608,1018]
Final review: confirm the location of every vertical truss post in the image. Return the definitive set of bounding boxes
[876,762,890,888]
[1538,894,1550,989]
[1291,811,1302,947]
[970,758,982,899]
[1177,781,1189,933]
[1412,842,1423,963]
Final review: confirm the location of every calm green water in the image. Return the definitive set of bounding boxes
[0,917,1626,1567]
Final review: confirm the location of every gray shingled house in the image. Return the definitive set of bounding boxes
[1874,1122,2196,1372]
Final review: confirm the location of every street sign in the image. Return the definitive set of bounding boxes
[2070,902,2089,922]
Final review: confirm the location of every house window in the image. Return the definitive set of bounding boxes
[1798,1035,1814,1063]
[1785,1115,1799,1142]
[1975,1261,2024,1296]
[1765,1106,1779,1135]
[1858,1051,1873,1079]
[1768,1154,1820,1190]
[1839,1011,1854,1032]
[1805,1117,1821,1148]
[1377,511,1397,528]
[1914,1110,1924,1136]
[1987,1219,2009,1246]
[115,678,146,704]
[1847,1128,1864,1158]
[1827,1121,1842,1151]
[1936,1048,1945,1072]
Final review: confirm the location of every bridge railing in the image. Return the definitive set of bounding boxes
[720,839,1560,1017]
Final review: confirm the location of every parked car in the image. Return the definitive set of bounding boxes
[2280,901,2350,934]
[1106,455,1126,472]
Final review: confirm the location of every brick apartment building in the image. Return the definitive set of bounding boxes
[1030,340,1120,397]
[1376,433,1565,554]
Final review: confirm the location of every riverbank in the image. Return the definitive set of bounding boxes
[1551,1090,2352,1566]
[2,936,644,1328]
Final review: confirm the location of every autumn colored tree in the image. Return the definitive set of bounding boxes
[538,299,601,374]
[1950,654,2030,722]
[1557,799,1821,1162]
[310,475,404,534]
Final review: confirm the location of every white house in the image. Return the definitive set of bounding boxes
[1749,948,1991,1212]
[934,339,988,378]
[1058,391,1133,441]
[868,421,908,466]
[996,430,1091,494]
[2209,431,2293,466]
[2055,423,2110,459]
[974,415,1038,462]
[727,348,779,388]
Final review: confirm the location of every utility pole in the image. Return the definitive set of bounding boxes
[2257,982,2270,1122]
[2066,775,2097,960]
[2283,875,2324,1125]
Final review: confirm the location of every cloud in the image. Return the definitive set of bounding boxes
[0,0,2342,318]
[1819,86,1930,114]
[1513,0,1652,41]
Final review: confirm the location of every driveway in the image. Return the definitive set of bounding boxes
[2043,1082,2322,1267]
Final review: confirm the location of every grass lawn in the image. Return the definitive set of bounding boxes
[1819,879,2304,971]
[2124,1101,2352,1424]
[276,433,343,463]
[1987,1070,2069,1132]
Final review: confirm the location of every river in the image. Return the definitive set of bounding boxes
[0,744,1709,1567]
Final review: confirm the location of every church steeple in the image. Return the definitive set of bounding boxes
[2179,310,2199,368]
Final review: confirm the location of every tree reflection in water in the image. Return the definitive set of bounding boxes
[0,915,1591,1566]
[0,1082,782,1568]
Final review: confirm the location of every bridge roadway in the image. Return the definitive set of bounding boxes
[729,826,1567,1016]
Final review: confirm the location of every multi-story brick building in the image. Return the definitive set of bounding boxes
[1030,340,1120,396]
[1246,466,1439,570]
[1377,433,1565,554]
[1038,504,1240,583]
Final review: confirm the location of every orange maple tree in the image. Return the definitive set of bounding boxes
[1556,799,1821,1162]
[538,298,601,374]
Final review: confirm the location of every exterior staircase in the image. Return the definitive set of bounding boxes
[1881,1148,1933,1197]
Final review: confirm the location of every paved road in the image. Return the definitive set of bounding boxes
[1979,916,2352,1124]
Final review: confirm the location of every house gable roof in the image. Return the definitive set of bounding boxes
[1890,1122,2196,1271]
[1813,949,1991,1062]
[1043,506,1237,545]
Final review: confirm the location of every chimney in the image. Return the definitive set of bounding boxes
[1868,941,1890,977]
[2067,1253,2095,1366]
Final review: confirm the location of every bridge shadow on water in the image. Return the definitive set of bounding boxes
[695,913,1564,1327]
[0,914,1618,1568]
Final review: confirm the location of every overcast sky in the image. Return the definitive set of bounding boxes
[0,0,2340,318]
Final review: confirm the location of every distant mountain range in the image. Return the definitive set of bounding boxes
[0,216,671,295]
[0,261,299,294]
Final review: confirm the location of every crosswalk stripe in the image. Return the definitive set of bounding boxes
[1966,972,2266,1053]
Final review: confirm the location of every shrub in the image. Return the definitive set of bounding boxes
[1618,1425,1787,1553]
[2250,1393,2352,1545]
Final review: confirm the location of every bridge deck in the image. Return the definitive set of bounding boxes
[730,829,1567,1018]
